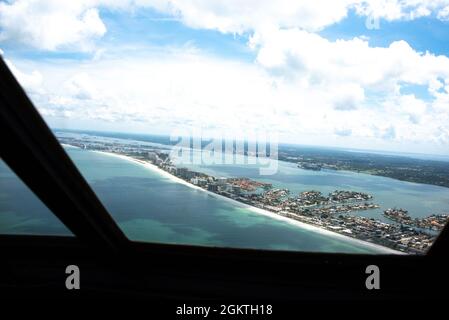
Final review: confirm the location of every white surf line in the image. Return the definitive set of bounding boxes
[92,150,404,254]
[61,143,80,149]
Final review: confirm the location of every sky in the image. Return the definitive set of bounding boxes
[1,0,449,155]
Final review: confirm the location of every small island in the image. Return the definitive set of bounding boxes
[384,208,448,231]
[58,134,449,254]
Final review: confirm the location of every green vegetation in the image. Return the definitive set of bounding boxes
[279,146,449,188]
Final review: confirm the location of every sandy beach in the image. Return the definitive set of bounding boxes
[61,143,80,149]
[92,150,403,254]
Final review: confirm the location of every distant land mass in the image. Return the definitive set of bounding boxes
[281,147,449,189]
[54,129,449,189]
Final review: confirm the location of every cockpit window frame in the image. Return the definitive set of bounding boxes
[0,57,448,258]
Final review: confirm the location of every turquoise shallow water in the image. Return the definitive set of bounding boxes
[175,150,449,222]
[0,160,71,236]
[1,146,447,253]
[0,149,382,253]
[69,148,382,253]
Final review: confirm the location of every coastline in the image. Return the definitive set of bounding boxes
[92,150,403,254]
[61,143,80,149]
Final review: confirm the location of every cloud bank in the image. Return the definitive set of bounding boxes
[1,0,449,154]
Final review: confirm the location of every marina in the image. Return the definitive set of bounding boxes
[56,133,449,254]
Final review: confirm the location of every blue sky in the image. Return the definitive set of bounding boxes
[100,7,254,61]
[1,1,449,155]
[6,5,448,64]
[321,10,449,55]
[1,6,255,62]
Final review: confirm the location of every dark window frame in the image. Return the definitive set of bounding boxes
[1,57,449,300]
[1,56,448,256]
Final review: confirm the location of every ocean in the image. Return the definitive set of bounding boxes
[1,145,448,254]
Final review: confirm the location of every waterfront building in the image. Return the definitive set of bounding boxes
[176,167,189,178]
[208,184,218,192]
[232,186,242,194]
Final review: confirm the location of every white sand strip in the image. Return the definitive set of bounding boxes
[61,143,80,149]
[93,150,404,254]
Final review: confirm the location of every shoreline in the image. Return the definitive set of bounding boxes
[61,143,80,149]
[93,150,403,254]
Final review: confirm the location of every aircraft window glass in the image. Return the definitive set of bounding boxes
[2,1,449,254]
[0,159,73,236]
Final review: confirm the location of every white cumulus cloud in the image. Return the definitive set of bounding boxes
[0,0,106,51]
[2,1,449,154]
[3,1,449,51]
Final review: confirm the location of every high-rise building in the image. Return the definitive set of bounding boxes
[208,184,218,192]
[176,167,188,178]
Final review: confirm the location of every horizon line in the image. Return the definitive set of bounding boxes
[52,127,449,160]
